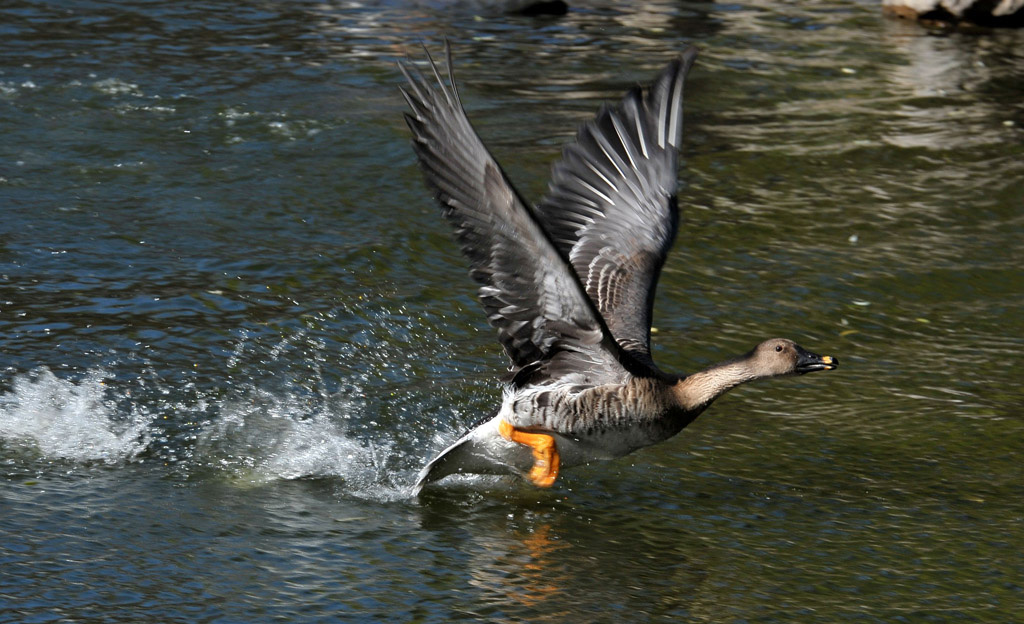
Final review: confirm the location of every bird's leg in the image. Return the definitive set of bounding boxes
[498,419,560,487]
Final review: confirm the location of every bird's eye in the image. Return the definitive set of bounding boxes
[774,345,783,353]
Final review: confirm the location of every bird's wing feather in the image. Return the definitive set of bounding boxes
[535,47,698,365]
[400,44,633,386]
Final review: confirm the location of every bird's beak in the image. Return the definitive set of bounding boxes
[795,348,839,374]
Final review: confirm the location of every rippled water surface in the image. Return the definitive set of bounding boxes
[2,1,1023,621]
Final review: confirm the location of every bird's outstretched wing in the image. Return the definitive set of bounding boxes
[534,47,698,366]
[400,44,633,386]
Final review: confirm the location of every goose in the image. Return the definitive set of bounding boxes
[399,43,837,494]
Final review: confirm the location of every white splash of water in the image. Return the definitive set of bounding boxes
[193,388,415,501]
[0,363,431,500]
[0,368,152,464]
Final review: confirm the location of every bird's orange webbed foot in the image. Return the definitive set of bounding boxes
[498,419,561,488]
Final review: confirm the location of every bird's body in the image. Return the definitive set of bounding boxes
[400,43,837,493]
[421,376,700,484]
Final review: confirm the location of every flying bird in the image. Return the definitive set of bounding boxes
[399,43,837,493]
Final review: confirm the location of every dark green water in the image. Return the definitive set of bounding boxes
[2,1,1022,621]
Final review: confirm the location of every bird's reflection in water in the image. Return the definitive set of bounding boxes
[454,506,575,618]
[417,486,710,619]
[495,522,570,611]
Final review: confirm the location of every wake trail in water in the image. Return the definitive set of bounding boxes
[0,368,151,465]
[0,367,441,502]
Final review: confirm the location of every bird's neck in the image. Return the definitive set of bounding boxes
[671,359,758,411]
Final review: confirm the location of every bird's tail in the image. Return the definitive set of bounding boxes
[412,411,529,494]
[412,436,474,494]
